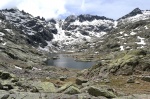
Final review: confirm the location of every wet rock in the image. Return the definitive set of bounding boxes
[88,86,117,98]
[64,86,80,95]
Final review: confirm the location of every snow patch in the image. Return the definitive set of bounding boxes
[124,34,129,36]
[119,10,150,24]
[2,42,7,46]
[32,67,41,71]
[15,66,22,70]
[120,32,123,34]
[38,46,50,52]
[0,32,5,36]
[120,46,124,51]
[130,32,136,35]
[0,37,3,41]
[136,36,146,45]
[71,19,113,26]
[145,26,148,29]
[27,31,35,35]
[113,21,118,28]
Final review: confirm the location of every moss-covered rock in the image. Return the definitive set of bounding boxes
[32,81,56,93]
[86,49,150,78]
[88,86,117,98]
[64,86,80,95]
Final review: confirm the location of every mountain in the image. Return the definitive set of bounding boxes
[51,14,115,51]
[0,7,150,54]
[77,8,150,53]
[0,8,150,98]
[0,8,117,52]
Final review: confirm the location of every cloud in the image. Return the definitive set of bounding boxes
[0,0,150,19]
[0,0,67,19]
[17,0,67,19]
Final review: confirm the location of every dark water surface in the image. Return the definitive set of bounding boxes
[47,54,96,69]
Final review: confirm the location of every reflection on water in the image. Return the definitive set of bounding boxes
[48,54,96,69]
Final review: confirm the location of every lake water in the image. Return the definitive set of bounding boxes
[47,54,96,69]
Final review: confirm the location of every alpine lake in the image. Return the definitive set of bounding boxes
[47,53,97,69]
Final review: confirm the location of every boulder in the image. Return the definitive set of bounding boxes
[1,94,9,99]
[88,86,117,98]
[0,72,11,80]
[1,80,14,90]
[75,78,88,85]
[0,71,15,80]
[57,82,73,93]
[141,76,150,82]
[64,86,80,95]
[32,81,56,93]
[127,77,135,83]
[59,76,67,81]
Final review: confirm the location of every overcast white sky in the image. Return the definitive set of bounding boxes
[0,0,150,20]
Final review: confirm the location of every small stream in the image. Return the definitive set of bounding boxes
[47,54,96,69]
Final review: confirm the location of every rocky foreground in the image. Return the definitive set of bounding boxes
[0,49,149,99]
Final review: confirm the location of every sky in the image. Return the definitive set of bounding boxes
[0,0,150,20]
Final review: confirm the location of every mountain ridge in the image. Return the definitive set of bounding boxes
[0,8,150,53]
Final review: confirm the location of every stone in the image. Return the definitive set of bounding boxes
[141,76,150,82]
[57,82,73,93]
[135,81,140,84]
[64,86,80,95]
[59,76,67,81]
[1,80,14,90]
[75,78,88,85]
[127,77,135,83]
[88,86,117,98]
[32,81,56,93]
[103,79,110,83]
[11,77,19,83]
[0,82,3,89]
[1,94,9,99]
[0,72,11,80]
[113,94,150,99]
[30,86,39,93]
[3,84,14,91]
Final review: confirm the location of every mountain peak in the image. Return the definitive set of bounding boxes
[77,14,113,22]
[2,8,19,13]
[65,15,77,22]
[118,8,142,20]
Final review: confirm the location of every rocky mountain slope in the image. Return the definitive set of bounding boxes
[0,8,116,52]
[0,7,150,99]
[1,8,149,53]
[78,8,150,53]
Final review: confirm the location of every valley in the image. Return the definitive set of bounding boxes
[0,8,150,99]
